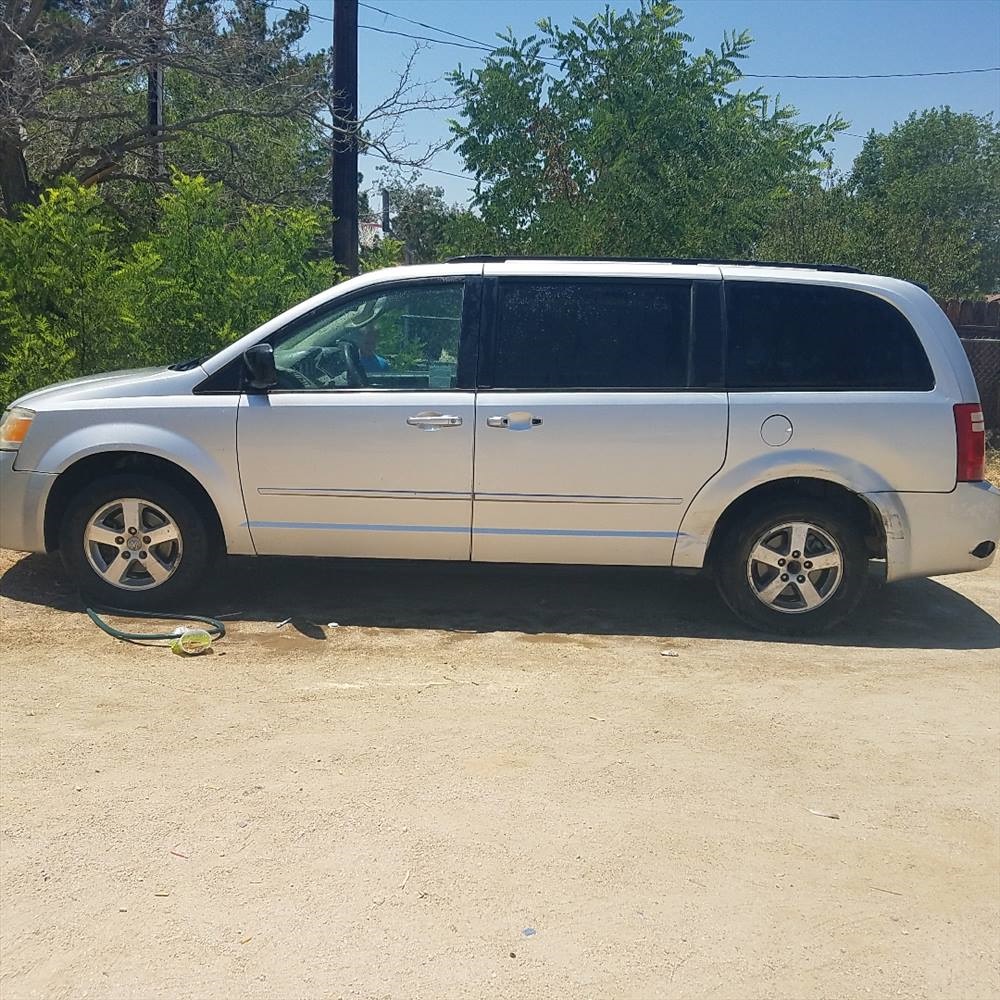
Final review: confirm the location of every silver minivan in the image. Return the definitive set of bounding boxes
[2,257,997,633]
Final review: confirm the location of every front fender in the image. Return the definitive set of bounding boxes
[672,449,894,568]
[31,414,253,556]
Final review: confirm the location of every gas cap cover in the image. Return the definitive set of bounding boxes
[761,414,793,447]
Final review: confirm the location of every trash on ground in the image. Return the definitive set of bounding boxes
[870,885,904,896]
[170,628,213,656]
[276,618,327,639]
[154,891,170,897]
[807,808,840,820]
[522,927,536,937]
[660,650,680,657]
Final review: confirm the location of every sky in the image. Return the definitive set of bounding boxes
[280,0,1000,205]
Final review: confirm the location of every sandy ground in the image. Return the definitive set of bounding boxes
[1,548,998,1000]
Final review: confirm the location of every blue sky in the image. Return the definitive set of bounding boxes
[282,0,1000,204]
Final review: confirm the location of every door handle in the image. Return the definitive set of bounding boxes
[406,412,463,430]
[486,412,543,431]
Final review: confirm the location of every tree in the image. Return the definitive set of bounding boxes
[758,109,1000,296]
[0,0,457,217]
[379,181,463,262]
[849,108,1000,293]
[447,1,845,258]
[0,0,329,214]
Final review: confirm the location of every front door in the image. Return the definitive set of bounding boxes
[472,273,729,565]
[238,278,478,559]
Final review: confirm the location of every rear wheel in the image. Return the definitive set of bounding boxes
[60,474,214,609]
[714,500,868,634]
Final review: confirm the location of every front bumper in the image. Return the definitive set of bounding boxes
[865,481,1000,582]
[0,450,55,553]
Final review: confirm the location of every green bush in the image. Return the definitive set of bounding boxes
[0,173,338,406]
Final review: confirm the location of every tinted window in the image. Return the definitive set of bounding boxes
[493,280,691,389]
[725,281,934,390]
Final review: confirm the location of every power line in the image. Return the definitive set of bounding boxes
[365,149,474,181]
[359,1,496,50]
[266,3,1000,80]
[266,3,501,53]
[414,163,475,181]
[269,1,332,22]
[743,67,999,80]
[359,23,493,53]
[356,4,1000,78]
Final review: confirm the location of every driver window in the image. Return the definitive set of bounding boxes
[271,282,465,390]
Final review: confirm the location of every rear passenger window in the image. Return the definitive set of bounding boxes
[493,280,691,389]
[725,282,934,391]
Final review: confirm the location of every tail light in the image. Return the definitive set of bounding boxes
[954,403,986,482]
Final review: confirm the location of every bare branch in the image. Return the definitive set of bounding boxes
[1,1,464,213]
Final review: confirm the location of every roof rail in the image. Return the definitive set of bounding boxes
[445,254,864,274]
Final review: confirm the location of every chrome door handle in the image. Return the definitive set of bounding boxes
[486,412,543,431]
[406,412,463,430]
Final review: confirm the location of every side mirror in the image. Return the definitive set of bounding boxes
[243,344,277,390]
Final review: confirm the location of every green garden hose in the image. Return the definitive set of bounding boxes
[85,606,226,644]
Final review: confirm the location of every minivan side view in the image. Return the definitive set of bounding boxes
[2,257,997,633]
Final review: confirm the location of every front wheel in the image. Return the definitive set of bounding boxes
[714,501,868,634]
[60,474,215,609]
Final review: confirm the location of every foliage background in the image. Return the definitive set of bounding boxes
[0,174,338,405]
[1,1,997,409]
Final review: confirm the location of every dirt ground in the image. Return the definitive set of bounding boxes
[1,548,998,1000]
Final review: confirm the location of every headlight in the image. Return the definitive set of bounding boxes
[0,407,35,451]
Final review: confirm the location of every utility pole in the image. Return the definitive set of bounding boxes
[331,0,359,275]
[381,189,390,239]
[147,0,167,180]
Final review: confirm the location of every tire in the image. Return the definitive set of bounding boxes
[59,474,216,610]
[713,499,868,635]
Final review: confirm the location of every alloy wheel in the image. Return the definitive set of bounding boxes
[83,497,183,590]
[746,520,843,614]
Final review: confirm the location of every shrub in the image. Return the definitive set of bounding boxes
[0,174,338,406]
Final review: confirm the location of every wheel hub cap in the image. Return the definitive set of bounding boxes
[83,498,183,591]
[746,521,843,614]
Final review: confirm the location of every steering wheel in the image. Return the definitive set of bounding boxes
[273,365,312,390]
[342,340,368,387]
[309,345,348,383]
